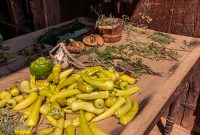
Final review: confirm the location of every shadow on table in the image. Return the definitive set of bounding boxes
[157,119,165,134]
[138,93,153,114]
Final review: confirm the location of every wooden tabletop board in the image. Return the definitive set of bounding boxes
[1,18,200,135]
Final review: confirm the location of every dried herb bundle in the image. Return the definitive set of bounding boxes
[183,39,200,47]
[0,108,24,135]
[96,15,119,27]
[128,41,178,61]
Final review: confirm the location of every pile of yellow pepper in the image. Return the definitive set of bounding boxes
[0,64,139,135]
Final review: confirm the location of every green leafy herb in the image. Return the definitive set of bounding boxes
[149,32,175,45]
[0,45,9,51]
[183,39,200,47]
[18,48,34,56]
[0,34,9,51]
[75,45,100,58]
[0,53,15,62]
[0,34,3,42]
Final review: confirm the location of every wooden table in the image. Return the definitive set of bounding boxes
[1,18,200,135]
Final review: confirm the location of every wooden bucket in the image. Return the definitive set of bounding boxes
[98,19,124,43]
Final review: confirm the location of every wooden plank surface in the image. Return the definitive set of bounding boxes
[120,47,200,135]
[1,19,200,134]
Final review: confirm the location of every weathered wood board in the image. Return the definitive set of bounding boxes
[132,0,200,37]
[1,19,200,134]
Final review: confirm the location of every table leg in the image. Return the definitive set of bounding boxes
[164,93,182,135]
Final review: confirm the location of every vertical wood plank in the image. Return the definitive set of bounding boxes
[169,0,199,36]
[193,95,200,133]
[180,61,200,132]
[30,0,61,30]
[193,1,200,37]
[7,0,25,25]
[131,0,200,37]
[131,0,174,32]
[30,0,46,30]
[7,0,25,34]
[43,0,61,26]
[175,82,189,125]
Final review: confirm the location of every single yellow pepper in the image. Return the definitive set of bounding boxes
[23,102,35,119]
[27,95,45,127]
[66,125,76,135]
[59,68,73,79]
[50,89,81,102]
[13,95,25,103]
[36,127,55,135]
[100,69,117,81]
[10,84,20,96]
[76,91,109,100]
[119,99,139,125]
[30,75,37,89]
[36,80,50,87]
[92,97,126,122]
[39,88,53,97]
[115,86,139,96]
[105,97,116,108]
[66,83,78,90]
[14,127,32,135]
[81,74,114,91]
[0,91,11,108]
[20,80,31,94]
[5,99,17,108]
[52,64,62,84]
[49,102,62,119]
[13,92,38,111]
[49,84,57,93]
[57,74,80,90]
[54,118,64,135]
[119,74,136,84]
[71,101,104,115]
[78,79,94,93]
[64,112,95,128]
[79,110,93,135]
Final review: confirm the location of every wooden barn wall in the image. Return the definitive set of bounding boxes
[59,0,140,21]
[59,0,115,21]
[131,0,200,37]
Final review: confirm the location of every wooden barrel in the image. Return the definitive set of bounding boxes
[98,19,124,43]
